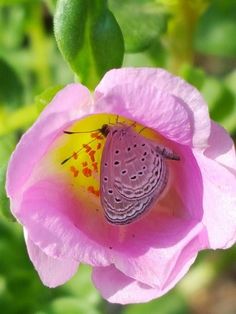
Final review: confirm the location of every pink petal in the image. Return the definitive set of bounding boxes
[194,151,236,249]
[19,179,113,266]
[24,230,79,287]
[95,68,210,148]
[109,220,205,288]
[92,228,201,305]
[92,265,162,304]
[6,84,91,201]
[94,83,193,146]
[170,142,204,220]
[204,121,236,170]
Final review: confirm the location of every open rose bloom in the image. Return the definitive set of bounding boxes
[6,68,236,303]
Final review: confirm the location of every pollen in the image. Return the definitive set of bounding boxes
[89,150,96,162]
[82,167,92,177]
[87,185,100,197]
[70,166,79,177]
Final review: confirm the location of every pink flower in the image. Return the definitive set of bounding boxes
[6,68,236,304]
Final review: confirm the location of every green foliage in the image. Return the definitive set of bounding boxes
[109,0,168,52]
[0,0,32,4]
[0,57,24,108]
[124,291,189,314]
[54,0,124,88]
[48,297,100,314]
[0,133,16,220]
[194,0,236,57]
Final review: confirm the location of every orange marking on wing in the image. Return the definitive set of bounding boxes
[97,143,102,150]
[89,150,96,162]
[70,166,79,177]
[82,161,88,167]
[87,186,100,197]
[82,167,92,177]
[72,152,78,160]
[92,162,98,172]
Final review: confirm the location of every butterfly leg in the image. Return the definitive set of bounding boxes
[156,144,180,161]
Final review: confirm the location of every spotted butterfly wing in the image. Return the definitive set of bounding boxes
[100,125,169,225]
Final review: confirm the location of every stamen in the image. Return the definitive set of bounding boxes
[92,162,98,172]
[89,150,96,162]
[72,152,78,160]
[91,132,104,140]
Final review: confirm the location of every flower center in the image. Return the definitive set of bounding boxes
[38,113,178,227]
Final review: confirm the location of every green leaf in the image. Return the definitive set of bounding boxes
[54,0,124,89]
[0,57,24,108]
[90,9,124,78]
[194,0,236,57]
[109,0,168,52]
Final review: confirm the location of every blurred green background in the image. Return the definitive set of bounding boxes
[1,0,236,313]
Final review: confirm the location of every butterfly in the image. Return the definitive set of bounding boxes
[99,123,180,225]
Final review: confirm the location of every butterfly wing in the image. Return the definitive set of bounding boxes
[100,126,168,225]
[112,128,168,200]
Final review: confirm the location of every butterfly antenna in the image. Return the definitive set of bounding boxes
[63,128,101,134]
[61,138,98,165]
[138,126,146,134]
